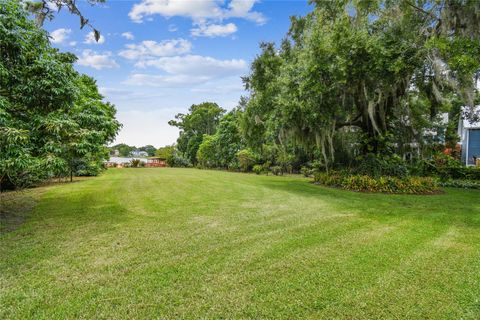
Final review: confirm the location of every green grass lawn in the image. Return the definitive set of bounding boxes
[1,168,480,319]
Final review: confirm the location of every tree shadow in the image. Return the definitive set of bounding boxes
[256,177,480,228]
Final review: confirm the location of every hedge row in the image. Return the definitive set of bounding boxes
[431,166,480,181]
[313,172,440,194]
[416,154,480,180]
[439,179,480,189]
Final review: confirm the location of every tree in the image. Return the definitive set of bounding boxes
[197,109,244,169]
[110,143,135,157]
[236,149,257,172]
[60,75,121,181]
[241,0,480,169]
[214,110,244,168]
[0,1,120,189]
[240,44,282,151]
[139,145,157,157]
[1,0,77,189]
[197,135,218,168]
[169,102,225,164]
[155,145,174,159]
[25,0,105,41]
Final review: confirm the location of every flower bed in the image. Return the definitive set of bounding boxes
[313,172,440,194]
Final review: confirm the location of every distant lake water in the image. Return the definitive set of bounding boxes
[107,157,147,164]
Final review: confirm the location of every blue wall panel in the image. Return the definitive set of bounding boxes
[468,129,480,165]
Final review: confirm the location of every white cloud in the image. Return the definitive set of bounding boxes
[136,55,247,77]
[50,28,71,44]
[225,0,265,23]
[129,0,220,23]
[191,23,237,37]
[168,24,178,32]
[118,39,192,60]
[77,50,119,70]
[69,41,77,46]
[129,0,265,25]
[84,31,106,44]
[121,32,135,40]
[190,76,244,94]
[124,55,247,90]
[125,73,209,87]
[99,87,134,96]
[45,1,61,12]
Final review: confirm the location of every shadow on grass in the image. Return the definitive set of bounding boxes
[0,191,38,233]
[1,175,131,237]
[1,188,133,269]
[256,177,480,228]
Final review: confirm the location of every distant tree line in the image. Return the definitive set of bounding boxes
[168,0,480,175]
[108,144,181,165]
[0,1,121,190]
[109,144,157,157]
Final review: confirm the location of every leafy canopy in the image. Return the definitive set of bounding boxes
[0,0,120,188]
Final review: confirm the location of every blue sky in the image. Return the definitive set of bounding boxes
[44,0,313,147]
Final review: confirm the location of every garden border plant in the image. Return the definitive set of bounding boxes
[313,171,440,195]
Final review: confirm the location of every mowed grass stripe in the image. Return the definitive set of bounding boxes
[326,226,480,319]
[1,168,480,319]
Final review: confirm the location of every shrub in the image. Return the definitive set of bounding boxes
[75,161,104,176]
[227,161,240,171]
[236,149,256,172]
[168,152,192,168]
[413,153,480,180]
[439,179,480,189]
[253,164,263,175]
[270,166,283,176]
[313,172,439,194]
[300,166,314,177]
[443,166,480,180]
[354,154,408,178]
[277,152,295,174]
[313,171,347,188]
[262,162,271,175]
[130,159,142,168]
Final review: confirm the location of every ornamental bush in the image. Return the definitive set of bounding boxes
[236,149,256,172]
[252,164,263,175]
[270,166,283,176]
[439,166,480,180]
[353,154,408,178]
[313,171,345,187]
[168,151,192,168]
[414,153,480,180]
[439,180,480,189]
[314,172,439,194]
[300,166,314,177]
